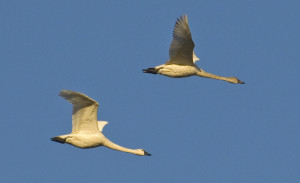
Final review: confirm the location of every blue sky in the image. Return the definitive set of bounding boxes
[1,0,299,182]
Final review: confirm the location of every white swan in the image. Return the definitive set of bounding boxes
[51,90,151,156]
[143,15,245,84]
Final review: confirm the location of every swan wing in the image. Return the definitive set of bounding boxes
[167,15,195,66]
[193,51,200,63]
[98,121,108,132]
[59,90,99,134]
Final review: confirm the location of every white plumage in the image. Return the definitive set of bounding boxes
[51,90,151,156]
[143,15,244,84]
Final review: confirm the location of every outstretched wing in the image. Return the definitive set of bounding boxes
[167,15,195,66]
[59,90,99,134]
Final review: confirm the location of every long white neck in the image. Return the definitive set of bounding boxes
[196,68,236,83]
[102,137,140,155]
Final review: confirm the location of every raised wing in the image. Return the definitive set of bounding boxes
[59,90,99,134]
[167,15,195,66]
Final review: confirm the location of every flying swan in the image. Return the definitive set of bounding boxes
[143,15,245,84]
[51,90,151,156]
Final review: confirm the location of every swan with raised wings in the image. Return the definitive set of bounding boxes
[51,90,151,156]
[143,15,244,84]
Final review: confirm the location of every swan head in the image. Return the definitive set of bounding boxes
[135,149,152,156]
[228,77,245,84]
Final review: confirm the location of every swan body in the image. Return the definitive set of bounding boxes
[51,90,151,156]
[151,64,199,78]
[143,15,244,84]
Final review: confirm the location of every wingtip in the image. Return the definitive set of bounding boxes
[179,14,188,21]
[58,89,71,97]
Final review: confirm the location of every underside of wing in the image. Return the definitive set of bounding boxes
[167,15,195,66]
[59,90,100,134]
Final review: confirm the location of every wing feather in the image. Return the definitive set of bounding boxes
[193,51,200,63]
[59,90,99,134]
[98,121,108,132]
[167,15,195,66]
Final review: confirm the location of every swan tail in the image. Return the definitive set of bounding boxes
[51,136,66,144]
[142,67,158,74]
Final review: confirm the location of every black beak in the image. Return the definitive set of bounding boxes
[142,68,157,74]
[238,79,245,84]
[144,150,152,156]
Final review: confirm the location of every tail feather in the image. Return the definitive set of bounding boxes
[143,68,158,74]
[51,136,66,144]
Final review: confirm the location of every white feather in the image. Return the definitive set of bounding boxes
[98,121,108,132]
[52,90,151,156]
[143,15,244,84]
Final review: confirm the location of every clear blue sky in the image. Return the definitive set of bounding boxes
[1,0,299,182]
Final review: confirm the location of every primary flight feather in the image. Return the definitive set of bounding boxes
[51,90,151,156]
[143,15,244,84]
